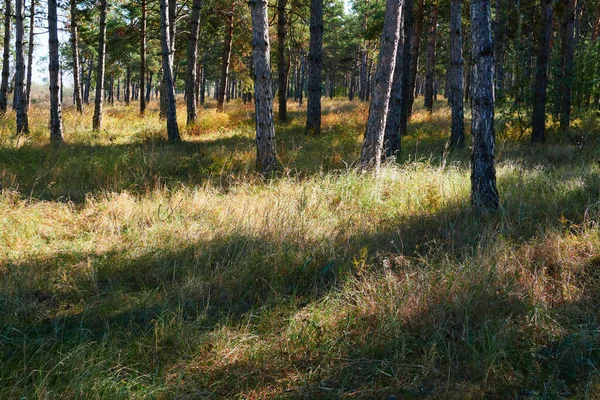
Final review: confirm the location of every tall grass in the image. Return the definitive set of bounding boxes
[1,97,600,398]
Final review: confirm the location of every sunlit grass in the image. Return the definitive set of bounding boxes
[1,95,600,398]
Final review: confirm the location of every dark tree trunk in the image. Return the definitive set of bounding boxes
[249,0,278,173]
[305,0,323,135]
[0,0,10,114]
[92,0,107,131]
[277,0,287,121]
[449,0,464,148]
[424,3,438,113]
[217,6,234,112]
[407,0,424,117]
[398,0,413,137]
[15,0,28,134]
[360,0,403,172]
[382,0,405,160]
[125,66,131,105]
[70,0,83,113]
[532,0,553,143]
[160,0,180,141]
[146,71,152,103]
[25,0,34,109]
[200,59,206,105]
[559,0,576,132]
[140,0,146,115]
[186,0,201,124]
[84,57,93,104]
[470,0,499,211]
[48,0,62,141]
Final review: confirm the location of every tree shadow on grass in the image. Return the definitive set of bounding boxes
[2,175,600,398]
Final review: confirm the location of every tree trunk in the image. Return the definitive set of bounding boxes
[398,0,413,137]
[382,0,405,160]
[532,0,553,143]
[186,0,201,124]
[277,0,287,121]
[407,0,424,117]
[217,6,234,112]
[70,0,83,113]
[25,0,34,110]
[424,3,438,113]
[48,0,62,141]
[160,0,180,141]
[15,0,28,134]
[559,0,576,132]
[305,0,323,135]
[84,57,93,104]
[249,0,278,172]
[92,0,107,131]
[0,0,10,114]
[146,71,152,103]
[470,0,499,211]
[360,0,403,172]
[140,0,146,115]
[449,0,464,148]
[125,66,131,105]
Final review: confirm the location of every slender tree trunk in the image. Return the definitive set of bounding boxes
[424,3,438,113]
[398,0,413,137]
[48,0,62,141]
[70,0,83,113]
[125,66,131,105]
[532,0,553,143]
[559,0,576,132]
[449,0,464,147]
[360,0,403,172]
[470,0,499,211]
[0,0,11,114]
[217,6,234,112]
[140,0,146,115]
[382,0,405,160]
[84,57,93,104]
[305,0,323,135]
[249,0,278,172]
[200,58,206,105]
[277,0,287,122]
[25,0,34,109]
[186,0,201,124]
[15,0,28,134]
[146,71,152,103]
[407,0,424,117]
[92,0,107,131]
[160,0,180,141]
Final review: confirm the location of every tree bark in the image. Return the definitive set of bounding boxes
[15,0,28,134]
[406,0,424,117]
[48,0,62,141]
[217,5,234,112]
[70,0,83,113]
[160,0,180,141]
[558,0,576,132]
[382,0,405,160]
[470,0,499,211]
[360,0,403,172]
[25,0,34,110]
[398,0,413,137]
[531,0,553,143]
[140,0,146,115]
[0,0,10,114]
[277,0,287,122]
[424,3,438,113]
[92,0,107,131]
[249,0,278,173]
[449,0,464,148]
[305,0,323,135]
[186,0,201,124]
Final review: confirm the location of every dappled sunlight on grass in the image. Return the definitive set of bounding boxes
[1,97,600,398]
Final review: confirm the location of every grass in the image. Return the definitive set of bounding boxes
[1,95,600,398]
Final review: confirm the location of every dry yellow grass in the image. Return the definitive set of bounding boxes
[1,96,600,398]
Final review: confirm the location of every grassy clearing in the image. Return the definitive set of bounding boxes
[1,98,600,398]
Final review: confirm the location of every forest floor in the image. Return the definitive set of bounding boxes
[1,97,600,399]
